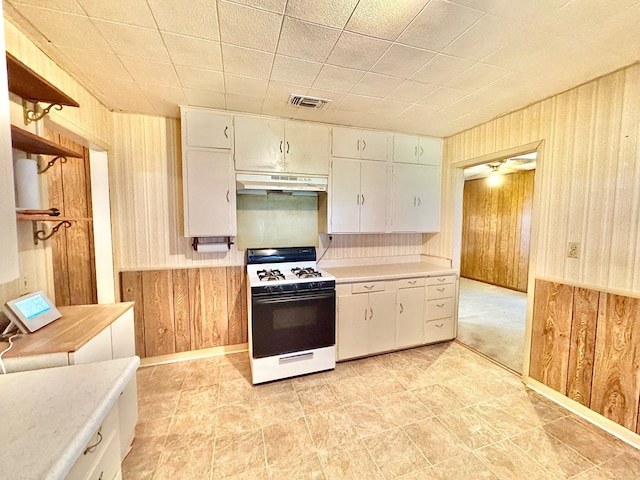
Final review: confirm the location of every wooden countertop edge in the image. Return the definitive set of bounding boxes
[3,302,134,358]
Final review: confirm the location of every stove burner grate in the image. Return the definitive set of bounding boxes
[291,267,322,279]
[257,269,285,281]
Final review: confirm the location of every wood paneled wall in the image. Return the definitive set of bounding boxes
[531,279,640,435]
[434,63,640,295]
[461,170,533,292]
[120,266,247,358]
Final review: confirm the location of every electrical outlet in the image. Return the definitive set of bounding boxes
[567,242,580,259]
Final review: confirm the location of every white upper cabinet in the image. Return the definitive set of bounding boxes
[182,107,232,149]
[392,163,441,233]
[234,116,284,172]
[393,135,442,166]
[183,148,236,237]
[332,127,388,161]
[331,159,387,233]
[234,116,329,175]
[284,122,330,175]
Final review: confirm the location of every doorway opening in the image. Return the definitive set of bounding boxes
[454,150,537,374]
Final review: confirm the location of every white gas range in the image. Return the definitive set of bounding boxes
[246,247,336,384]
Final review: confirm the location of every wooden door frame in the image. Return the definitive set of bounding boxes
[450,140,545,378]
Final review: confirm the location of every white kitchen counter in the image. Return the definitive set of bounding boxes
[324,262,456,283]
[0,356,139,480]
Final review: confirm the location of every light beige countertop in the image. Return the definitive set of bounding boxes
[0,356,139,480]
[324,262,457,283]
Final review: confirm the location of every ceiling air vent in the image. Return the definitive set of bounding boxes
[288,94,332,110]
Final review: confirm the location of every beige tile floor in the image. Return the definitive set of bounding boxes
[122,342,640,480]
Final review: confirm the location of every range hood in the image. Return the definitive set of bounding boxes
[236,173,328,193]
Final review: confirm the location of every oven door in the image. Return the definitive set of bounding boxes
[251,288,336,358]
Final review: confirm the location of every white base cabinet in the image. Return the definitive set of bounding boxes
[336,273,457,361]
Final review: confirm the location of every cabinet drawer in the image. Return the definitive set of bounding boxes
[427,284,455,299]
[351,281,386,294]
[426,275,455,286]
[67,405,119,480]
[424,318,454,344]
[426,298,454,320]
[85,428,121,480]
[398,277,425,289]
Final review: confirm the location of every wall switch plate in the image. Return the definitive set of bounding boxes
[567,242,580,259]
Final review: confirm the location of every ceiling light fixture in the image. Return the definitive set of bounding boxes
[487,163,503,187]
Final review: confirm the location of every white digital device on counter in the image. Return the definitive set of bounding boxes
[2,291,61,334]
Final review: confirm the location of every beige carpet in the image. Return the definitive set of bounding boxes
[457,278,526,373]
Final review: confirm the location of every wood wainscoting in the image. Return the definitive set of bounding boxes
[120,266,247,358]
[461,170,533,292]
[530,279,640,435]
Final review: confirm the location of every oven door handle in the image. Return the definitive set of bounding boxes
[253,290,335,304]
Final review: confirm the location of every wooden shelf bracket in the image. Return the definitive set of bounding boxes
[33,220,71,245]
[22,98,63,125]
[38,155,67,174]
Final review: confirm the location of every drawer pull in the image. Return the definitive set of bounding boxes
[98,471,104,480]
[84,429,103,455]
[364,285,374,290]
[437,288,445,292]
[408,280,416,285]
[399,303,404,314]
[436,303,444,308]
[223,126,229,139]
[437,278,446,282]
[435,323,444,328]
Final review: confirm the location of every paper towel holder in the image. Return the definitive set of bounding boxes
[191,236,234,252]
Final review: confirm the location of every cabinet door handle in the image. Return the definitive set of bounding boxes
[357,139,360,151]
[420,146,424,156]
[409,280,416,285]
[364,285,374,290]
[362,139,367,151]
[286,141,290,154]
[84,429,103,454]
[224,126,229,139]
[226,190,230,203]
[416,196,421,207]
[361,194,365,205]
[356,194,360,205]
[414,146,417,156]
[369,307,373,320]
[280,140,283,153]
[437,287,445,292]
[413,196,416,207]
[399,303,403,314]
[364,308,368,321]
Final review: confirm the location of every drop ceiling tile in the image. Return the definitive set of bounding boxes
[489,0,570,24]
[396,103,439,121]
[411,54,475,85]
[335,94,380,113]
[305,88,345,108]
[352,73,403,98]
[419,86,470,108]
[345,0,429,41]
[56,45,132,80]
[325,32,391,71]
[398,0,484,51]
[12,6,112,52]
[10,0,83,14]
[443,14,525,62]
[293,108,333,122]
[225,73,268,97]
[270,56,322,87]
[148,0,219,40]
[120,57,180,87]
[261,99,298,118]
[368,99,411,117]
[371,43,436,79]
[218,1,282,52]
[86,76,156,112]
[175,65,225,92]
[265,81,309,101]
[142,84,185,116]
[94,20,170,61]
[447,0,502,12]
[183,89,226,109]
[286,0,358,28]
[75,0,155,27]
[225,93,263,114]
[162,32,222,70]
[312,65,365,93]
[221,44,274,79]
[386,80,439,103]
[227,0,287,13]
[277,16,341,63]
[446,63,510,91]
[539,0,636,38]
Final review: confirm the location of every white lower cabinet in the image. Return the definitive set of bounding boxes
[396,278,425,349]
[425,275,456,344]
[337,282,395,360]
